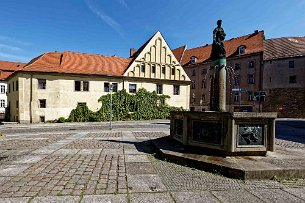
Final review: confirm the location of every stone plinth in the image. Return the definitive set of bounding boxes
[170,111,277,156]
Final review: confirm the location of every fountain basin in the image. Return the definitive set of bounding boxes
[170,111,277,156]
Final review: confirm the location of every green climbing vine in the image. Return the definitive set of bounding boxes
[65,88,183,122]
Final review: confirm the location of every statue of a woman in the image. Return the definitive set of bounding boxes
[211,20,226,60]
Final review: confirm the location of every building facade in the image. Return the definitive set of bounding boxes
[173,31,264,112]
[7,32,190,123]
[0,60,24,120]
[263,37,305,117]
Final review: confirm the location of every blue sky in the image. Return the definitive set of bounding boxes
[0,0,305,62]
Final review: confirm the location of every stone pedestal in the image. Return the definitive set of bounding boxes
[170,111,277,156]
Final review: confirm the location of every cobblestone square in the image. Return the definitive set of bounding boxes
[0,120,304,202]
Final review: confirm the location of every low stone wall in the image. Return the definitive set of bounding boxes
[263,88,305,118]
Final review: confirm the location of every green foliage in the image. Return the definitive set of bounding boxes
[57,117,66,123]
[65,88,183,122]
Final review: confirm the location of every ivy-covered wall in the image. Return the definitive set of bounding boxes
[66,88,183,122]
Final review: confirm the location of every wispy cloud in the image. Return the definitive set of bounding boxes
[0,35,31,46]
[0,52,29,62]
[84,0,124,37]
[0,43,22,52]
[116,0,129,9]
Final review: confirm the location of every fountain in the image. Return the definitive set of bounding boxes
[170,20,277,155]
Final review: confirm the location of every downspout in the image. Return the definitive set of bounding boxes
[30,73,33,123]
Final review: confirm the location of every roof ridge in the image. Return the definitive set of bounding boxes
[63,51,128,59]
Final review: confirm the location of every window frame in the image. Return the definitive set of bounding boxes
[173,85,180,95]
[38,79,46,89]
[247,74,255,84]
[83,81,89,91]
[0,85,5,94]
[156,84,163,94]
[289,61,294,68]
[39,99,46,108]
[129,84,137,93]
[151,65,156,74]
[161,66,165,74]
[0,99,5,108]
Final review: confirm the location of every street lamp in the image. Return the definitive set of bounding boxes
[109,83,113,130]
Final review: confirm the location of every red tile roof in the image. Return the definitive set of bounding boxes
[173,31,264,66]
[264,37,305,60]
[0,60,25,71]
[0,71,14,81]
[172,45,187,63]
[21,51,133,76]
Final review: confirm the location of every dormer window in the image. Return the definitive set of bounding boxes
[190,56,197,64]
[238,46,246,55]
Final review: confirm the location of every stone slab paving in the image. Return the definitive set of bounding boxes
[0,121,305,202]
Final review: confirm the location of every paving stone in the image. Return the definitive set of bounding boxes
[30,148,57,155]
[103,149,124,155]
[126,162,156,175]
[53,149,80,155]
[127,174,167,193]
[211,189,263,203]
[0,177,10,184]
[82,194,128,203]
[0,165,30,176]
[124,149,146,155]
[78,149,103,155]
[125,155,150,163]
[12,155,46,164]
[284,187,305,200]
[31,196,80,203]
[130,192,174,203]
[249,188,304,203]
[0,197,30,203]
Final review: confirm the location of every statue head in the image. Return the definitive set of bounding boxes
[217,20,222,27]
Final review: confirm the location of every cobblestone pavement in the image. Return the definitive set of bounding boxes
[0,121,304,202]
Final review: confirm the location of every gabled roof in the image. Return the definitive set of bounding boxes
[172,45,187,63]
[0,60,25,71]
[264,37,305,60]
[21,51,133,76]
[173,31,264,66]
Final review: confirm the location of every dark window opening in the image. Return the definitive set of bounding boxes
[83,81,89,91]
[289,61,294,68]
[248,74,255,84]
[156,84,163,94]
[141,64,145,73]
[161,66,165,74]
[173,85,180,95]
[171,68,175,75]
[289,75,296,83]
[129,84,137,93]
[75,81,81,91]
[151,65,156,73]
[38,79,46,89]
[39,99,46,108]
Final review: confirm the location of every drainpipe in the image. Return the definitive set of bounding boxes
[30,73,33,123]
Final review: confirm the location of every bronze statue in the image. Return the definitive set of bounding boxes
[211,20,226,60]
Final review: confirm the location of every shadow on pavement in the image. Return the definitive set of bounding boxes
[276,120,305,144]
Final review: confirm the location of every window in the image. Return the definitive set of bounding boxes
[248,91,255,101]
[75,81,89,91]
[16,100,19,109]
[39,99,46,108]
[171,68,175,75]
[234,75,240,85]
[77,102,86,106]
[129,84,137,93]
[201,80,206,88]
[173,85,180,95]
[234,63,240,71]
[141,64,145,73]
[75,81,81,91]
[289,75,296,83]
[201,68,207,75]
[191,81,196,89]
[248,74,255,84]
[83,81,89,91]
[0,99,5,108]
[200,94,205,104]
[239,46,246,54]
[156,84,163,94]
[151,65,156,73]
[191,56,197,64]
[12,82,14,92]
[16,80,18,91]
[269,77,272,83]
[112,83,118,92]
[0,85,5,94]
[40,116,45,123]
[8,84,10,93]
[38,79,46,89]
[234,92,240,102]
[289,61,294,68]
[192,69,196,76]
[104,82,110,92]
[161,66,165,74]
[249,61,254,68]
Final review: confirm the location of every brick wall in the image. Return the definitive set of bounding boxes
[263,88,305,118]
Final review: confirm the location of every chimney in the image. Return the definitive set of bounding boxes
[254,30,259,34]
[130,48,136,57]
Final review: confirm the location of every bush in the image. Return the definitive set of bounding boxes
[62,88,183,122]
[57,117,66,123]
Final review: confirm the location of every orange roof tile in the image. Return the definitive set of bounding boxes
[174,31,264,66]
[0,60,25,71]
[0,71,14,80]
[21,51,133,76]
[172,45,186,63]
